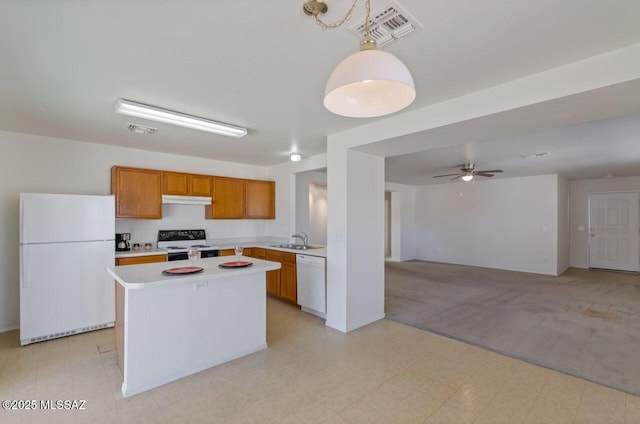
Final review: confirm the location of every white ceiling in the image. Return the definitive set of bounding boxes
[1,0,640,180]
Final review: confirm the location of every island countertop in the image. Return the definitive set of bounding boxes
[108,255,281,289]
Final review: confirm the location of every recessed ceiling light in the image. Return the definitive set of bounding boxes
[290,153,302,162]
[115,99,247,138]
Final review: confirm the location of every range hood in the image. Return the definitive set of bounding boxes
[161,195,211,205]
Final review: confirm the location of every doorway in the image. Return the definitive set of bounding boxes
[588,192,640,272]
[384,192,391,257]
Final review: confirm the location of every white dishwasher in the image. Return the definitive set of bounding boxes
[296,254,326,318]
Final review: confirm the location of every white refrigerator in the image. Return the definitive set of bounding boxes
[20,193,115,345]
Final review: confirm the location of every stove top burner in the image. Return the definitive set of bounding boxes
[157,230,218,253]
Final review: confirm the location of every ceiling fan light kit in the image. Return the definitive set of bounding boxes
[433,163,504,182]
[304,0,416,118]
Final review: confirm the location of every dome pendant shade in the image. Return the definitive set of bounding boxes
[323,49,416,118]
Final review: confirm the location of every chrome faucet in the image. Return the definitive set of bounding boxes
[291,232,308,247]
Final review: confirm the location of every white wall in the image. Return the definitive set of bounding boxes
[294,170,327,244]
[0,131,268,332]
[557,175,571,274]
[266,154,327,240]
[308,183,327,245]
[415,174,560,275]
[385,182,416,261]
[570,176,640,269]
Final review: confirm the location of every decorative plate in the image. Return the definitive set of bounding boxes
[162,266,204,275]
[218,261,253,269]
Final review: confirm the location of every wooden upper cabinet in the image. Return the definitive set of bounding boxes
[162,172,188,195]
[111,166,162,219]
[113,166,271,220]
[245,180,275,219]
[162,172,212,197]
[206,177,245,219]
[189,174,213,197]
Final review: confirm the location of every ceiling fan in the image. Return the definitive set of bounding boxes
[433,163,503,182]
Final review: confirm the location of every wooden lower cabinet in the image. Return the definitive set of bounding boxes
[219,249,234,256]
[115,254,167,266]
[280,253,297,303]
[251,248,266,259]
[265,250,282,297]
[257,249,297,304]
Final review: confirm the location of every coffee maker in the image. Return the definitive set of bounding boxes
[116,233,131,251]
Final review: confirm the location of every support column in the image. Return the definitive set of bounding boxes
[326,147,385,332]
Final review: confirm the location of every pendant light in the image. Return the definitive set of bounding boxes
[305,0,416,118]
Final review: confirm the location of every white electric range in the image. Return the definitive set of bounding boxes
[157,229,219,261]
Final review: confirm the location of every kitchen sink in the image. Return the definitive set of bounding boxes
[271,244,322,250]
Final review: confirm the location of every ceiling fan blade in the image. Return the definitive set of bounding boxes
[476,169,503,173]
[474,172,495,177]
[433,173,461,178]
[451,175,462,181]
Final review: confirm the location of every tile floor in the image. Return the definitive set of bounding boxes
[1,297,640,423]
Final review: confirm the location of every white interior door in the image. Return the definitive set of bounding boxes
[588,192,639,272]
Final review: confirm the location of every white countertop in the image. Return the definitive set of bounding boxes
[218,243,327,258]
[114,243,327,259]
[108,255,281,289]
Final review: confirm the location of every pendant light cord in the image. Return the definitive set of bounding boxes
[313,0,370,34]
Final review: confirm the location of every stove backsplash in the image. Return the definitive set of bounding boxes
[115,204,271,246]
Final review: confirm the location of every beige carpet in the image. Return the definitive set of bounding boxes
[385,260,640,396]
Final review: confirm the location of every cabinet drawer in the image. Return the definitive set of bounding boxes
[252,248,266,259]
[282,252,296,263]
[266,249,282,261]
[116,254,167,266]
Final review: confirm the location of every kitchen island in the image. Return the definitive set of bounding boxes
[107,256,280,398]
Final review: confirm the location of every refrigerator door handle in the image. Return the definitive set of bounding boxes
[20,199,28,288]
[21,247,28,288]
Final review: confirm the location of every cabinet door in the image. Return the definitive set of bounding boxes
[266,250,283,297]
[189,174,212,197]
[218,249,234,256]
[112,167,162,219]
[266,269,281,297]
[245,180,275,219]
[162,171,189,195]
[280,259,297,304]
[207,177,245,219]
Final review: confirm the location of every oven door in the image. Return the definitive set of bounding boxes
[167,252,188,261]
[200,249,219,259]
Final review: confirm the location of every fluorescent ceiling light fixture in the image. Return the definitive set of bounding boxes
[290,153,302,162]
[461,174,474,182]
[115,99,247,138]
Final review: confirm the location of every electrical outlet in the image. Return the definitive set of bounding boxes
[194,281,208,290]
